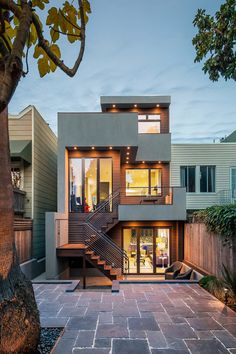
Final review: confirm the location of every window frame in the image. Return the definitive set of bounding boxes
[138,114,161,134]
[125,168,162,196]
[180,166,196,193]
[199,165,216,193]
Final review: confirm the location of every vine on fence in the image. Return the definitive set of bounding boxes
[193,204,236,246]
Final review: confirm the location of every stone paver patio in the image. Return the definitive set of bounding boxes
[33,283,236,354]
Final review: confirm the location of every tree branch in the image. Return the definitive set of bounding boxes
[32,0,86,77]
[0,37,9,56]
[49,25,81,39]
[59,9,81,31]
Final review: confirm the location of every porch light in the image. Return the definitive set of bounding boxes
[91,146,95,150]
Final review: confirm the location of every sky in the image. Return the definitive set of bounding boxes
[9,0,236,143]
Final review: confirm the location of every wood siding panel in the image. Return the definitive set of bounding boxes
[184,223,234,277]
[33,108,57,259]
[9,110,32,140]
[171,144,236,209]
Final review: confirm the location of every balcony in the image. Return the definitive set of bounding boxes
[13,188,26,215]
[118,187,186,221]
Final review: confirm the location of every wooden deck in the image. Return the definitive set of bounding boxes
[57,243,87,257]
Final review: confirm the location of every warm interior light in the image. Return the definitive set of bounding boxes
[126,156,129,160]
[156,104,160,107]
[142,161,145,164]
[134,104,137,108]
[127,152,130,155]
[109,146,113,150]
[127,146,130,150]
[91,146,95,150]
[126,161,129,164]
[73,146,77,150]
[158,161,161,164]
[112,104,116,108]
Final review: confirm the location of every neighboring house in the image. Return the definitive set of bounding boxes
[220,130,236,143]
[46,96,186,280]
[9,106,57,279]
[171,143,236,213]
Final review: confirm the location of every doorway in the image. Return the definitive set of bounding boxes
[123,227,170,274]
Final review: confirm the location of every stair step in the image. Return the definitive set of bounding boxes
[97,260,106,265]
[91,255,100,260]
[104,265,112,270]
[85,251,94,255]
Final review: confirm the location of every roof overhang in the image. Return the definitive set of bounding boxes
[10,140,32,164]
[101,96,171,111]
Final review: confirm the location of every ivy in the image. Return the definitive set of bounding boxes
[193,204,236,246]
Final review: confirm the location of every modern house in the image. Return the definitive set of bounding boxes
[171,143,236,213]
[9,106,57,279]
[46,96,186,280]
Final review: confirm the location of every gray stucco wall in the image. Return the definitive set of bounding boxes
[136,134,171,162]
[118,187,186,221]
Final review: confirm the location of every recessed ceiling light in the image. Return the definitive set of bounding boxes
[127,146,130,150]
[142,161,145,164]
[109,146,113,150]
[156,104,160,107]
[73,146,77,150]
[127,152,130,155]
[126,161,129,164]
[112,104,116,108]
[91,146,95,150]
[158,161,161,164]
[134,104,137,108]
[126,156,129,160]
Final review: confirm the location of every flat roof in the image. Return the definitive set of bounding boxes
[100,96,171,111]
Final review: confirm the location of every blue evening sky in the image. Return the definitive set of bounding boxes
[9,0,236,142]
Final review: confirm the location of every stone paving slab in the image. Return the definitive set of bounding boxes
[33,283,236,354]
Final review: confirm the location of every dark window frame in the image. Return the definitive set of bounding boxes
[180,166,196,193]
[200,165,216,193]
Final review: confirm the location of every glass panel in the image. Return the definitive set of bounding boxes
[200,166,207,192]
[138,121,160,134]
[140,229,153,273]
[123,229,137,273]
[85,158,97,212]
[208,166,215,192]
[70,159,83,212]
[151,169,162,195]
[138,114,146,120]
[126,169,149,196]
[156,229,169,271]
[147,114,161,120]
[188,166,196,192]
[180,166,187,189]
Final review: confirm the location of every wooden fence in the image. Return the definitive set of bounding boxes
[14,219,33,264]
[184,223,235,278]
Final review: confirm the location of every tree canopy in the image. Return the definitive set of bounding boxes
[0,0,91,112]
[192,0,236,81]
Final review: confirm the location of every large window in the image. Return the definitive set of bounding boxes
[180,166,196,192]
[70,158,112,212]
[180,165,216,193]
[200,166,215,192]
[138,114,161,134]
[126,169,161,196]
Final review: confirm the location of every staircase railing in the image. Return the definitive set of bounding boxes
[86,189,120,231]
[84,188,129,274]
[83,222,129,274]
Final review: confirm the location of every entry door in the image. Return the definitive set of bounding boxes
[230,167,236,202]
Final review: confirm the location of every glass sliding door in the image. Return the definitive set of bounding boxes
[69,157,112,212]
[123,228,137,273]
[70,159,83,212]
[139,228,153,273]
[155,229,169,271]
[84,158,97,212]
[151,169,161,195]
[123,227,170,274]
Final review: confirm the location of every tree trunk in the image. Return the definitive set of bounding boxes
[0,108,40,353]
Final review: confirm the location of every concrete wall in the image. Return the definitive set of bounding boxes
[171,143,236,210]
[118,187,186,221]
[136,134,171,162]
